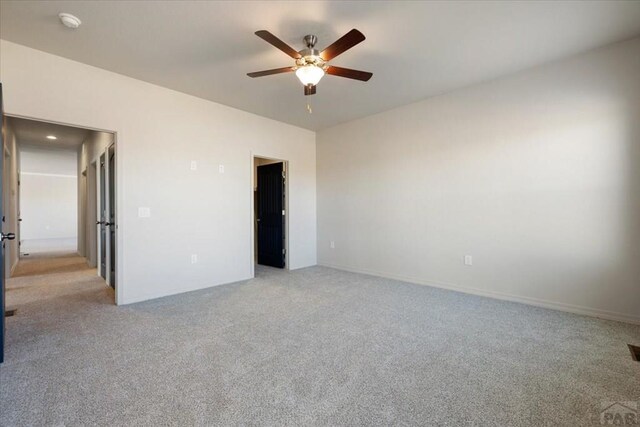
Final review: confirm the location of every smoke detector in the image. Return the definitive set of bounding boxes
[58,13,81,29]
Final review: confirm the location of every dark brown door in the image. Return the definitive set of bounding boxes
[0,83,17,363]
[0,83,5,363]
[256,162,285,268]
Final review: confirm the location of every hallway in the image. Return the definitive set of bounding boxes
[7,252,113,306]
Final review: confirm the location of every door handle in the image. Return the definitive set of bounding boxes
[1,232,16,242]
[96,221,103,225]
[104,222,112,226]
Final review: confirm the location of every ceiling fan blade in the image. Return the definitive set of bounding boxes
[255,30,302,59]
[326,66,373,82]
[320,29,366,61]
[304,84,316,96]
[247,67,295,78]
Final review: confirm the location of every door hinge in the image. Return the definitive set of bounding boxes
[282,249,286,255]
[282,171,286,179]
[282,210,285,216]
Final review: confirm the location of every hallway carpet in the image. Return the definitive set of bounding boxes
[12,251,93,277]
[1,260,639,426]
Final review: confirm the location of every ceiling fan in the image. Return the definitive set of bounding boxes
[247,29,372,96]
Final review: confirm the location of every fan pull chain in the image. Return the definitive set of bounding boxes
[306,103,313,114]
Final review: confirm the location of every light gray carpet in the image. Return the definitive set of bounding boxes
[1,260,639,426]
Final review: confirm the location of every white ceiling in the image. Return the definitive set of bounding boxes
[2,1,640,131]
[8,116,90,150]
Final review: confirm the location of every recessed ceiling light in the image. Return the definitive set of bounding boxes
[58,13,81,29]
[46,135,57,140]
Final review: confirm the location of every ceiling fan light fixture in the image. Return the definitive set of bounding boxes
[295,65,324,86]
[248,29,371,96]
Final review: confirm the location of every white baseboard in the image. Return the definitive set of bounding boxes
[120,274,254,306]
[318,262,640,326]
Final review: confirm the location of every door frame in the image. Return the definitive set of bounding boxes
[96,144,117,288]
[98,152,107,281]
[85,160,98,267]
[3,113,122,304]
[107,143,116,287]
[250,153,289,278]
[79,167,87,257]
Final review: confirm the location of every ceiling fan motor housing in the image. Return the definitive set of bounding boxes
[296,45,326,73]
[296,35,327,70]
[296,53,326,69]
[303,34,318,48]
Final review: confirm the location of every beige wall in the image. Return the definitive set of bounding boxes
[0,39,317,304]
[317,37,640,324]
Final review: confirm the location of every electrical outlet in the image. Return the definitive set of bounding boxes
[330,241,335,249]
[191,254,198,264]
[464,255,473,266]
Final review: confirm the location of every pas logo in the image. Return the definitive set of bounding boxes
[601,401,638,425]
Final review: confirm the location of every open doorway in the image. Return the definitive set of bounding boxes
[253,156,288,274]
[19,145,78,254]
[3,116,118,298]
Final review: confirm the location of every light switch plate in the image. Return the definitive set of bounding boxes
[190,160,197,171]
[464,255,473,266]
[219,164,225,174]
[138,207,151,218]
